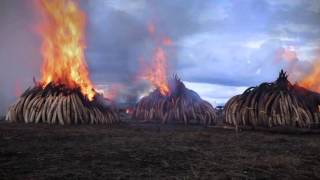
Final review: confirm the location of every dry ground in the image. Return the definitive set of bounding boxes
[0,120,320,180]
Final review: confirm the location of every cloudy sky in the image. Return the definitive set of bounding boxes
[0,0,320,113]
[85,0,320,105]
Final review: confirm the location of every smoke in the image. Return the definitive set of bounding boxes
[0,0,319,113]
[274,46,314,84]
[0,0,202,114]
[84,0,203,103]
[0,0,41,115]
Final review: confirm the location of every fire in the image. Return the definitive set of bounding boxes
[145,47,170,96]
[299,59,320,93]
[142,23,171,96]
[126,108,133,114]
[298,47,320,93]
[37,0,95,100]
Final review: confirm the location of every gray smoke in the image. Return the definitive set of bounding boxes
[84,0,204,103]
[1,0,319,114]
[0,0,41,115]
[0,0,203,114]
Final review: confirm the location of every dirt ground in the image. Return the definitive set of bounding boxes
[0,120,320,180]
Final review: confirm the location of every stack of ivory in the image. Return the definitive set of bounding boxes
[132,75,217,126]
[6,83,119,125]
[224,70,320,128]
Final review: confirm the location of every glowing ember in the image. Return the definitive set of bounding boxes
[37,0,95,100]
[126,108,133,114]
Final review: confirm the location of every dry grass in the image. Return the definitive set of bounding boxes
[0,121,320,180]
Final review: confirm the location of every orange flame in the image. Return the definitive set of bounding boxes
[298,48,320,93]
[299,59,320,93]
[37,0,95,100]
[142,23,171,96]
[145,47,170,96]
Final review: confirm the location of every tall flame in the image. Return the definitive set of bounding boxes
[143,23,171,96]
[145,47,170,96]
[37,0,95,100]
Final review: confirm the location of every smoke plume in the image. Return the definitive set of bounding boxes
[0,1,41,115]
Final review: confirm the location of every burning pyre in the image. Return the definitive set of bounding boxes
[133,23,216,125]
[6,0,119,125]
[6,84,118,125]
[132,76,217,125]
[224,70,320,128]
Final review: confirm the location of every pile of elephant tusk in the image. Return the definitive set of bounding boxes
[132,76,217,126]
[224,70,320,129]
[6,83,119,125]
